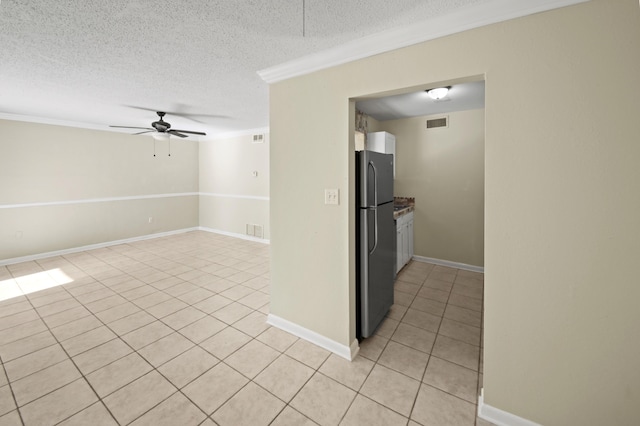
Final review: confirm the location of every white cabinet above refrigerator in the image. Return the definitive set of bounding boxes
[367,131,396,177]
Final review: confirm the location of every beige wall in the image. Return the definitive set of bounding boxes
[269,0,640,424]
[366,115,382,133]
[1,120,199,260]
[199,133,270,239]
[0,121,270,261]
[380,109,485,267]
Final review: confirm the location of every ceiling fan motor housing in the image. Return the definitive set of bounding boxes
[152,112,170,132]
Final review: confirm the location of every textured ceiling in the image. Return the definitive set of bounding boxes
[0,0,492,137]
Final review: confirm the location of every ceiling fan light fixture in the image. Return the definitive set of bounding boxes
[152,132,170,141]
[427,87,451,100]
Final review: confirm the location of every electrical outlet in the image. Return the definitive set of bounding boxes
[148,217,153,224]
[325,189,339,205]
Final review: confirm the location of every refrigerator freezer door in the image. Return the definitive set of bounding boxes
[359,202,395,338]
[357,150,394,208]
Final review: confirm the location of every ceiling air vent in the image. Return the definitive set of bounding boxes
[252,134,265,144]
[426,117,448,129]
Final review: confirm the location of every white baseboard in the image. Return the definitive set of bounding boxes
[349,338,360,360]
[1,226,269,266]
[478,389,541,426]
[198,227,270,245]
[412,255,484,273]
[267,314,359,361]
[0,227,200,266]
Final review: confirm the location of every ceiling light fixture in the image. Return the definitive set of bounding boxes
[427,87,451,100]
[151,132,170,157]
[152,132,170,141]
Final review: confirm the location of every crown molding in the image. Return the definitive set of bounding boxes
[257,0,589,84]
[0,111,265,141]
[0,112,109,132]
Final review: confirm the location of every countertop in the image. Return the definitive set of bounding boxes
[393,205,414,220]
[393,196,415,220]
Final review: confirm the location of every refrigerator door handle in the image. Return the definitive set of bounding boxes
[370,207,378,255]
[369,161,378,254]
[369,161,378,207]
[368,160,379,255]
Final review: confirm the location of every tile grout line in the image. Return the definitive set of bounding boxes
[6,250,205,424]
[8,249,262,364]
[404,264,458,422]
[175,303,291,423]
[69,257,260,424]
[6,279,120,426]
[337,262,436,424]
[35,239,246,424]
[259,345,339,425]
[60,238,276,424]
[4,234,482,425]
[2,267,64,426]
[398,263,485,422]
[0,353,26,426]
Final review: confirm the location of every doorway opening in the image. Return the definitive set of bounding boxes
[350,77,486,398]
[352,76,486,272]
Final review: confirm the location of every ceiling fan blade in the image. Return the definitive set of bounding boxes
[168,130,188,138]
[171,129,207,136]
[124,105,229,121]
[110,125,154,130]
[172,113,230,120]
[133,130,155,135]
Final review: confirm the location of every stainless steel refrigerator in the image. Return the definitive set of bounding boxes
[356,150,395,339]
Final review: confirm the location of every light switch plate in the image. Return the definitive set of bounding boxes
[325,189,339,205]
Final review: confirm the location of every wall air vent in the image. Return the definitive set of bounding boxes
[426,117,448,129]
[252,134,265,143]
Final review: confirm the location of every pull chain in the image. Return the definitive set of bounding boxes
[168,137,171,156]
[153,139,156,157]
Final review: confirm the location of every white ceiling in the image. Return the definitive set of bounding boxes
[0,1,581,138]
[356,81,485,121]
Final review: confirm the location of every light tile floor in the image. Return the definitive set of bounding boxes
[0,231,493,426]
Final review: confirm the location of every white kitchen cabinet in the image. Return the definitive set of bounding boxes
[367,131,396,177]
[396,225,404,274]
[395,211,414,273]
[407,217,414,261]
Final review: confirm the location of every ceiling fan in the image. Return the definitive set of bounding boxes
[110,111,206,138]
